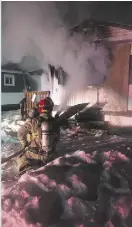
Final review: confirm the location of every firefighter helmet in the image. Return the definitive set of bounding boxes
[38,97,54,114]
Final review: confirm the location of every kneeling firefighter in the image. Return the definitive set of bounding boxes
[17,97,60,173]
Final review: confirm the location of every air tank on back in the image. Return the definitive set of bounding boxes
[41,119,54,152]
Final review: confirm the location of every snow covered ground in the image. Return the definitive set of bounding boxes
[1,110,25,177]
[0,110,123,160]
[1,110,132,227]
[1,110,132,178]
[1,110,24,152]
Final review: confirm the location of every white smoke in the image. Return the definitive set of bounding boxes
[2,2,111,108]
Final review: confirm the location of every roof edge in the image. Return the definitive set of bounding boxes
[72,19,132,32]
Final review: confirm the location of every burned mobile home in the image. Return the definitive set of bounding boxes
[56,20,132,127]
[2,20,132,127]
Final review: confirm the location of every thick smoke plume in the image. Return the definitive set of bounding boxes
[2,2,111,108]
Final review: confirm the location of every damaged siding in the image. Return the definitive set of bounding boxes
[128,54,132,110]
[104,43,131,111]
[99,26,132,42]
[128,85,132,110]
[67,43,131,112]
[109,26,132,42]
[67,86,105,107]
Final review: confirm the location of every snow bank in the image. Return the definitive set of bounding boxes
[1,110,25,178]
[1,110,24,154]
[2,150,132,227]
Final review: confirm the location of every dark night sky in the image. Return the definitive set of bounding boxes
[2,1,132,27]
[56,1,132,28]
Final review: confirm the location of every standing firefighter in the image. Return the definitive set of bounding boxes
[17,97,60,173]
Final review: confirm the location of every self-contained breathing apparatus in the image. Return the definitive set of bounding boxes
[41,118,58,156]
[35,97,60,158]
[38,97,60,163]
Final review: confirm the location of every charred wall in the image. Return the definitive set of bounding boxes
[103,43,131,111]
[67,43,131,113]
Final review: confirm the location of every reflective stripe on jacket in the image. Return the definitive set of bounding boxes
[18,119,41,148]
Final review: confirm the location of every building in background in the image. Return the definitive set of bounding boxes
[55,19,132,126]
[1,63,31,110]
[1,63,63,110]
[2,20,132,126]
[25,20,132,127]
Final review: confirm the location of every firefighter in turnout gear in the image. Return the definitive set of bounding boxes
[17,98,60,174]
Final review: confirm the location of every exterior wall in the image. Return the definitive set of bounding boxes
[67,87,102,106]
[51,73,64,105]
[103,43,131,111]
[51,85,105,107]
[41,73,52,92]
[109,26,132,42]
[128,49,132,110]
[1,92,24,105]
[1,72,25,93]
[104,114,132,127]
[57,43,131,111]
[53,42,132,126]
[128,84,132,110]
[99,26,132,42]
[27,73,51,92]
[28,66,52,92]
[28,74,42,91]
[63,43,132,126]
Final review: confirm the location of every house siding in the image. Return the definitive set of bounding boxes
[104,43,131,111]
[27,74,42,91]
[2,92,25,106]
[98,26,132,42]
[1,72,25,93]
[27,73,51,92]
[109,26,132,42]
[64,43,131,112]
